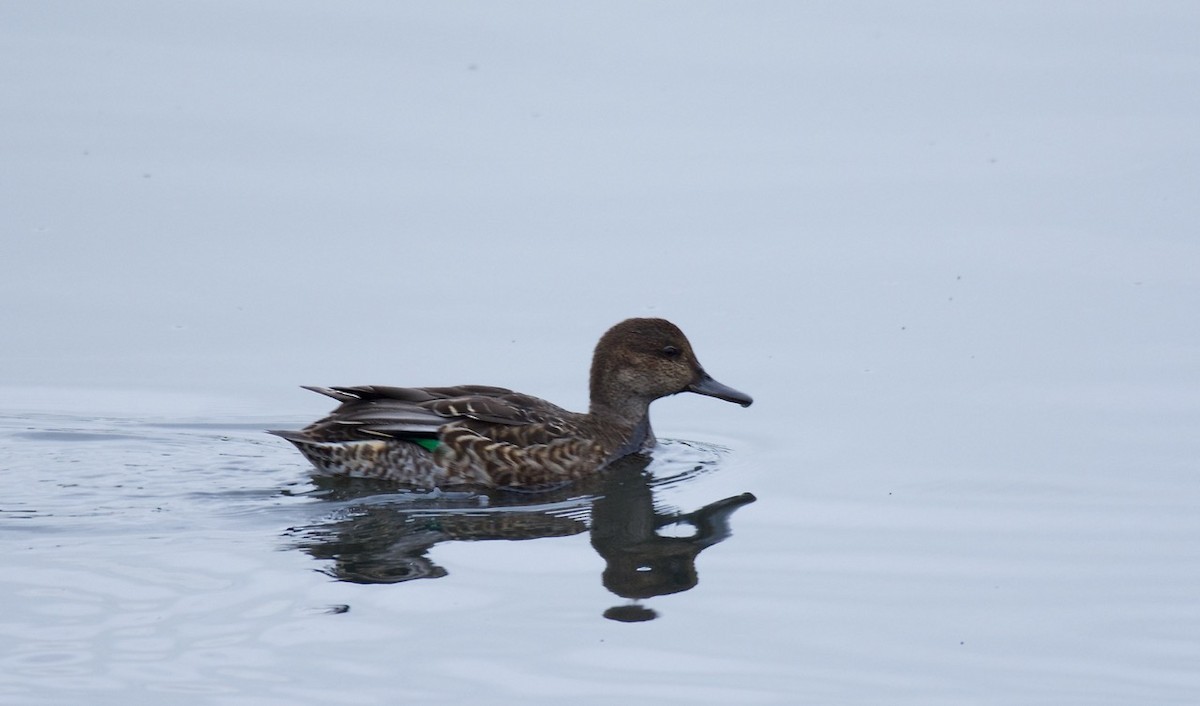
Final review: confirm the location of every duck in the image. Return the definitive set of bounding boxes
[269,318,752,489]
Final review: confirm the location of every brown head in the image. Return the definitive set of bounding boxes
[588,318,753,419]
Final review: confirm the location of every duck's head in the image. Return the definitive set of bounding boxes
[589,318,753,417]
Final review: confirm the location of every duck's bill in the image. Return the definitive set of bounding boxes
[688,371,753,407]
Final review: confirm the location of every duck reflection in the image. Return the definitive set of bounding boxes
[287,454,754,620]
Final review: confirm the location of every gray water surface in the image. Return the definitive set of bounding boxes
[2,413,766,704]
[3,395,1197,704]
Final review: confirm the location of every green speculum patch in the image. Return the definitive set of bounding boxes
[411,437,440,452]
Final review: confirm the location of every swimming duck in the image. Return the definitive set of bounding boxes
[269,318,752,489]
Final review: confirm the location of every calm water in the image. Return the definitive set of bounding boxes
[3,394,1197,704]
[1,409,770,704]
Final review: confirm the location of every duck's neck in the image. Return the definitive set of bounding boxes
[588,391,655,461]
[588,382,653,426]
[588,395,650,421]
[607,413,654,460]
[588,358,656,455]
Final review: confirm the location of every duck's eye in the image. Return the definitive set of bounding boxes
[661,345,681,358]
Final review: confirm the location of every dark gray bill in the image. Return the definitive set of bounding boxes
[688,370,753,407]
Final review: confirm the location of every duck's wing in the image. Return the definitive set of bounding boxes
[272,385,575,443]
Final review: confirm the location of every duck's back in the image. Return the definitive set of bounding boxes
[294,384,578,441]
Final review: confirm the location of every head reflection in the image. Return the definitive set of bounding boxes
[589,456,756,620]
